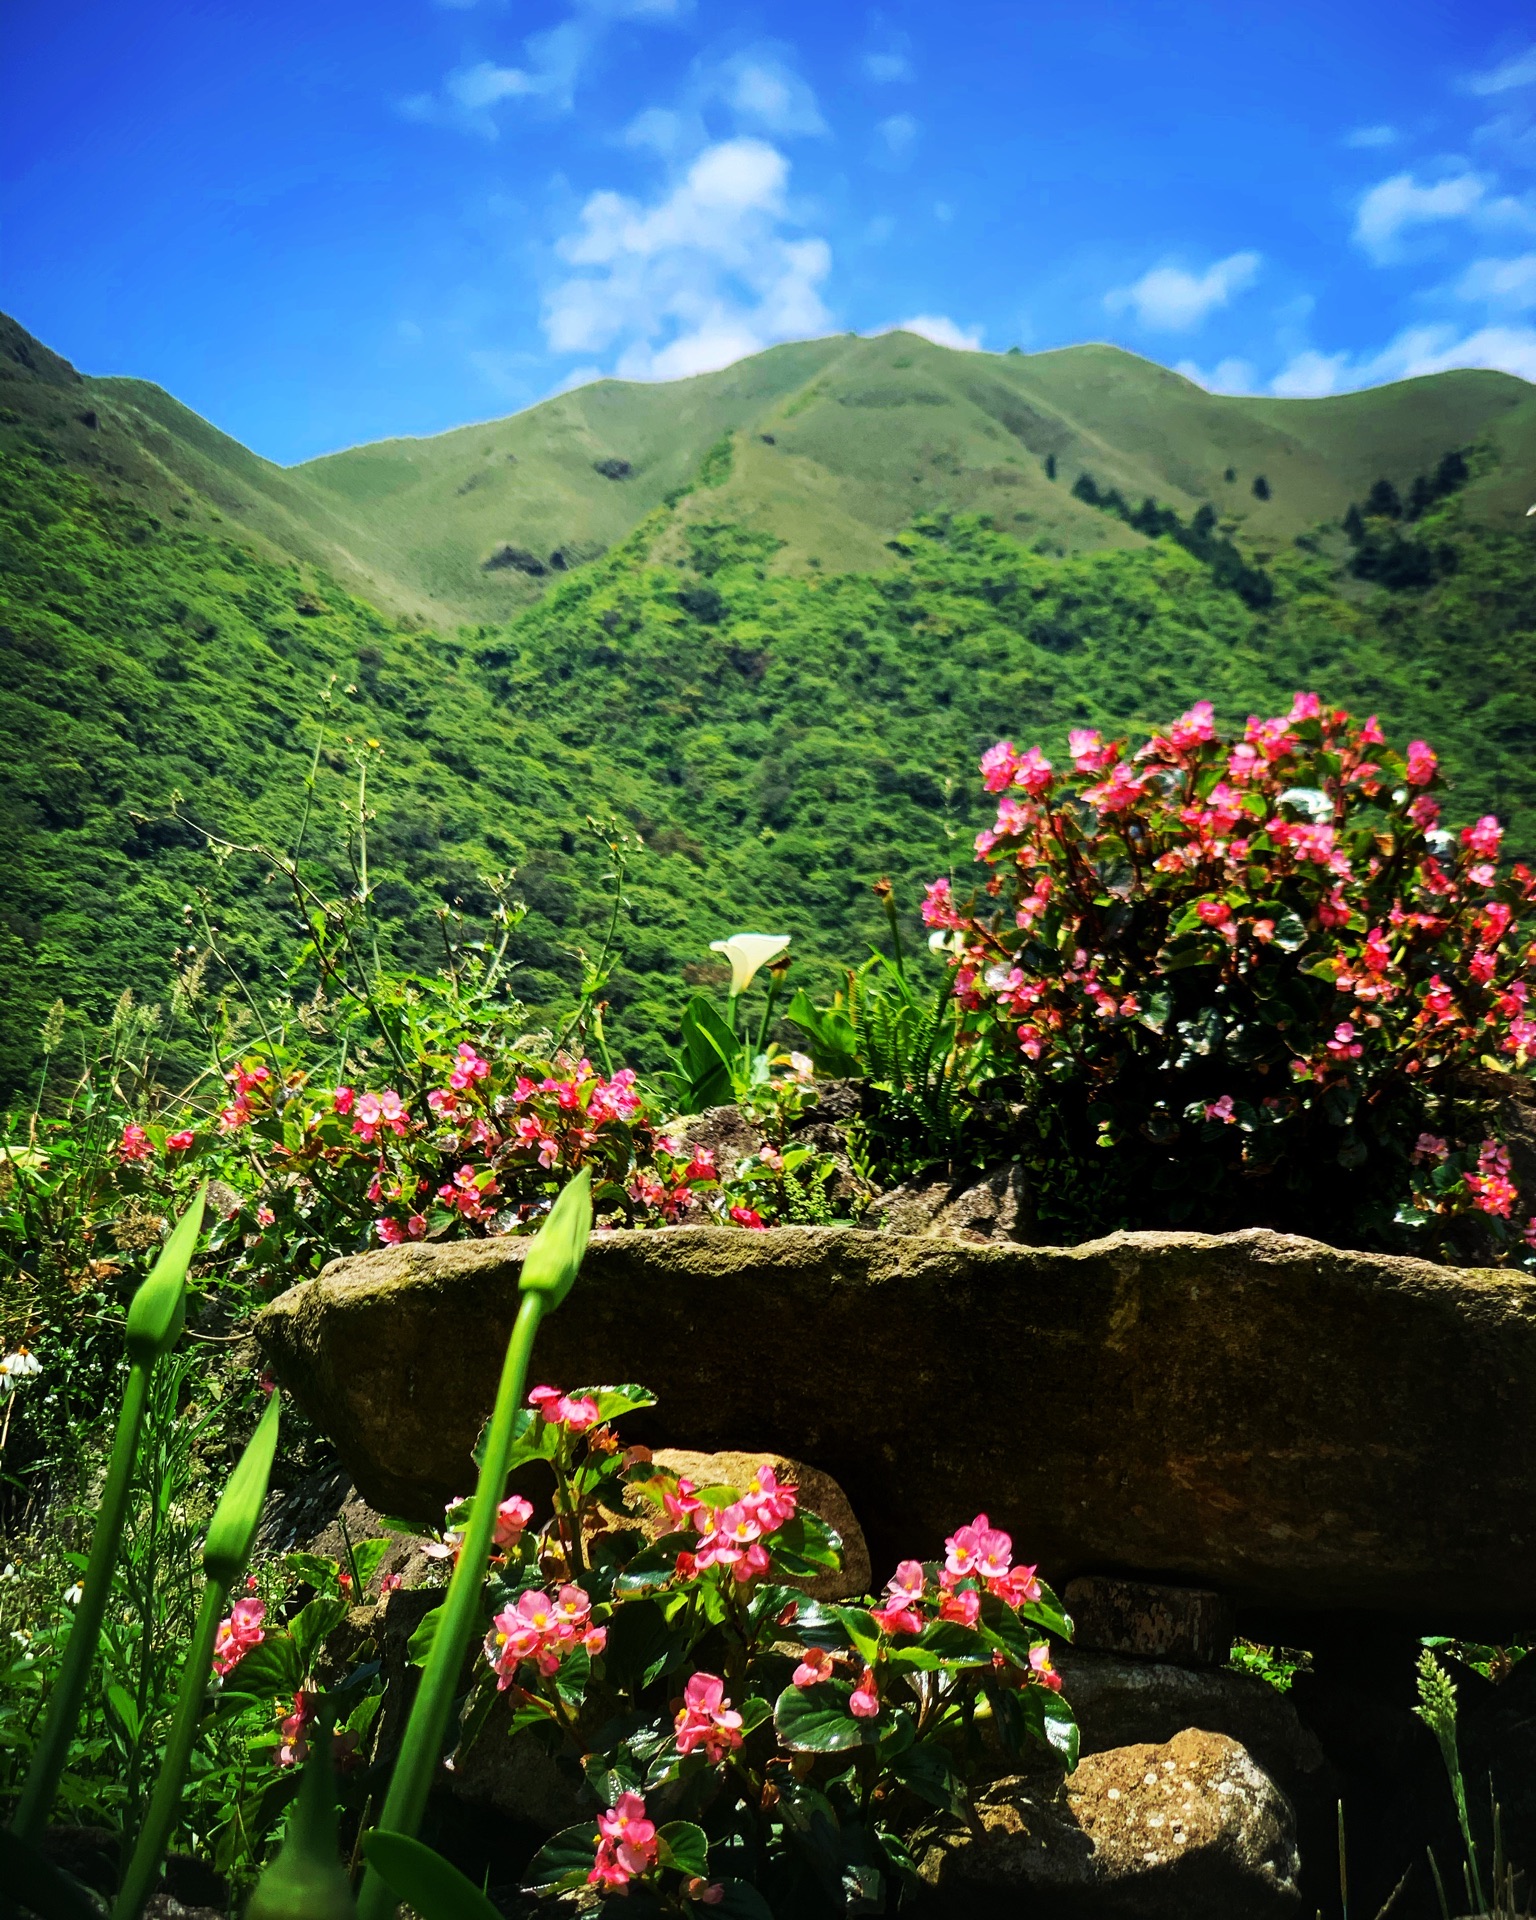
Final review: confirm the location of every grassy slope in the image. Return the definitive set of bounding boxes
[294,328,1534,621]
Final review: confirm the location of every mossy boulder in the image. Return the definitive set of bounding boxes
[257,1225,1536,1626]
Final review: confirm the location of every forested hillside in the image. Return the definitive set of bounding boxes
[3,398,1532,1097]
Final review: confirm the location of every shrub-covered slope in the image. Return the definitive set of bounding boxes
[3,388,1533,1100]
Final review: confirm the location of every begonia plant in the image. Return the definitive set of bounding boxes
[921,694,1536,1258]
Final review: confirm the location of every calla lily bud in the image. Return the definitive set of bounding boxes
[202,1389,282,1589]
[518,1168,592,1311]
[124,1186,206,1365]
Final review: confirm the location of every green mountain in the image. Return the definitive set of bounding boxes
[2,312,1533,1099]
[7,313,1532,626]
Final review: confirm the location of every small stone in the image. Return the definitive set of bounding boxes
[1064,1576,1236,1666]
[922,1729,1302,1917]
[633,1447,871,1602]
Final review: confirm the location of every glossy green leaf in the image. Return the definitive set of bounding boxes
[406,1603,443,1668]
[362,1832,501,1920]
[123,1186,205,1364]
[217,1629,303,1706]
[517,1166,592,1308]
[1016,1577,1074,1642]
[709,1883,776,1920]
[288,1595,351,1673]
[656,1821,708,1877]
[914,1619,992,1667]
[522,1821,601,1893]
[887,1741,967,1818]
[766,1511,842,1578]
[614,1532,693,1593]
[202,1389,282,1587]
[584,1384,658,1421]
[773,1681,883,1752]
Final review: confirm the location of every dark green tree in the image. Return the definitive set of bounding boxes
[1251,474,1271,501]
[1366,478,1403,519]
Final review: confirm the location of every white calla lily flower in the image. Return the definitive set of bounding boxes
[709,932,790,996]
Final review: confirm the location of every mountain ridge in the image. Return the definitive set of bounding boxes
[5,311,1531,627]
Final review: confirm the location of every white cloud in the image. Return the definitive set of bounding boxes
[401,0,687,135]
[1456,252,1536,308]
[1105,251,1261,331]
[1466,46,1536,97]
[878,315,983,351]
[623,106,690,153]
[1271,350,1352,398]
[877,113,919,159]
[1346,124,1398,149]
[863,51,911,83]
[719,53,827,136]
[543,138,833,381]
[1271,324,1536,395]
[1174,356,1259,395]
[1353,171,1486,259]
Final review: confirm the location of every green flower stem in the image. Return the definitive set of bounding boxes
[355,1290,546,1920]
[11,1358,151,1843]
[112,1581,226,1920]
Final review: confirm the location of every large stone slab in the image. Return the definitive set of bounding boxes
[256,1225,1536,1623]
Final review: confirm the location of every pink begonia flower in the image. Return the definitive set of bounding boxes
[990,1562,1042,1608]
[276,1691,316,1768]
[449,1044,491,1091]
[1084,761,1147,815]
[117,1125,153,1163]
[165,1129,195,1152]
[1405,740,1438,787]
[674,1673,744,1760]
[1462,815,1503,860]
[332,1085,355,1114]
[256,1204,276,1228]
[1359,714,1387,746]
[589,1790,658,1891]
[793,1647,836,1688]
[921,876,963,929]
[494,1495,534,1546]
[939,1587,981,1627]
[1029,1643,1064,1691]
[684,1146,717,1182]
[848,1667,881,1718]
[427,1088,458,1118]
[870,1601,924,1636]
[353,1090,408,1143]
[1196,899,1232,927]
[1170,700,1217,749]
[729,1206,767,1229]
[742,1463,798,1531]
[944,1514,996,1577]
[887,1560,926,1601]
[1289,691,1322,723]
[1326,1022,1363,1061]
[1068,727,1119,773]
[212,1597,266,1676]
[1422,976,1457,1024]
[376,1217,405,1246]
[1205,1095,1236,1124]
[379,1573,402,1595]
[1409,793,1440,830]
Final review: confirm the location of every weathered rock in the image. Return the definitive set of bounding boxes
[1065,1576,1235,1667]
[665,1104,764,1180]
[448,1695,587,1834]
[634,1448,871,1601]
[257,1224,1536,1623]
[920,1730,1302,1917]
[871,1162,1034,1241]
[1053,1649,1322,1787]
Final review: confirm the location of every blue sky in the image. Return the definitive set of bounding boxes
[5,1,1535,464]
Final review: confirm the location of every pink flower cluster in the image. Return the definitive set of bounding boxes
[212,1596,266,1677]
[219,1063,271,1133]
[529,1384,601,1430]
[673,1671,744,1760]
[665,1463,798,1586]
[483,1585,606,1688]
[926,698,1536,1245]
[589,1792,659,1892]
